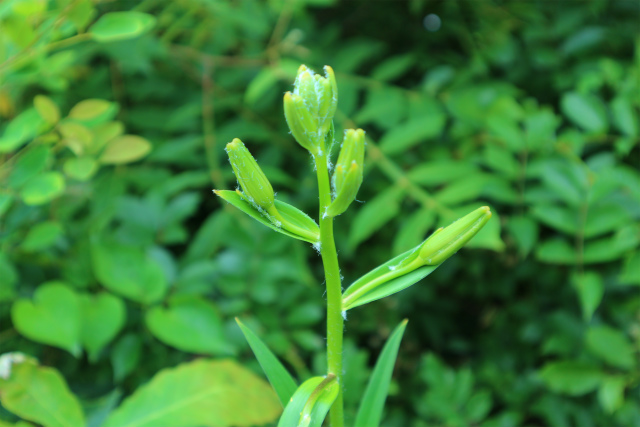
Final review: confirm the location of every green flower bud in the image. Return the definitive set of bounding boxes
[225,138,275,210]
[327,129,365,217]
[418,206,492,265]
[284,65,338,154]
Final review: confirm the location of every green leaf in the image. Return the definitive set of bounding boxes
[379,115,446,155]
[348,187,403,249]
[20,171,65,205]
[598,375,626,414]
[145,295,234,355]
[370,54,414,82]
[58,121,93,155]
[571,271,603,322]
[561,92,608,133]
[585,325,635,370]
[236,318,297,407]
[102,359,281,427]
[536,238,577,264]
[215,190,319,243]
[34,95,60,125]
[91,239,167,304]
[434,174,491,205]
[8,145,51,189]
[111,334,142,382]
[611,97,638,137]
[531,204,578,235]
[620,251,640,286]
[0,254,18,302]
[99,135,152,164]
[507,216,538,257]
[392,208,436,254]
[11,283,81,356]
[245,68,280,105]
[0,354,86,427]
[63,157,98,181]
[80,293,126,362]
[89,12,156,42]
[0,108,45,153]
[539,361,602,396]
[22,221,63,251]
[277,376,338,427]
[407,161,479,186]
[342,246,439,311]
[68,99,112,121]
[584,202,632,238]
[355,319,408,427]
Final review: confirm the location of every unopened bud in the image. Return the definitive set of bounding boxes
[419,206,492,265]
[284,65,338,154]
[327,129,365,216]
[225,138,275,209]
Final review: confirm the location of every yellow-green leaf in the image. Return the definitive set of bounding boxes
[68,99,112,121]
[99,135,151,164]
[34,95,60,124]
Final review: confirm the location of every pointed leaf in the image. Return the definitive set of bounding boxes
[342,246,438,311]
[215,190,319,243]
[236,318,297,407]
[355,320,408,427]
[102,359,280,427]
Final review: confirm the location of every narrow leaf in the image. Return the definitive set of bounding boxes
[215,190,319,243]
[354,319,408,427]
[277,376,338,427]
[236,318,298,407]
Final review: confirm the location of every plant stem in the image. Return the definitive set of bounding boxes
[315,153,344,427]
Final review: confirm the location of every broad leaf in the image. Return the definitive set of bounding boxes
[0,354,85,427]
[236,318,298,407]
[102,359,280,427]
[80,292,126,361]
[355,319,408,427]
[99,135,151,164]
[89,12,156,42]
[539,361,602,396]
[585,325,634,370]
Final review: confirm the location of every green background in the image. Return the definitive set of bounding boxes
[0,0,639,426]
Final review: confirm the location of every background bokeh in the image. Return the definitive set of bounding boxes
[1,0,639,426]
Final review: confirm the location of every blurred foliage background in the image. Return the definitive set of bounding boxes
[1,0,639,426]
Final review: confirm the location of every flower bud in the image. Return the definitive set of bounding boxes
[327,129,365,217]
[225,138,275,209]
[419,206,492,265]
[284,65,338,154]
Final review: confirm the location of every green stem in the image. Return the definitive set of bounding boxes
[315,153,344,427]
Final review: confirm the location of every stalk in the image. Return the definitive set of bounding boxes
[315,152,344,427]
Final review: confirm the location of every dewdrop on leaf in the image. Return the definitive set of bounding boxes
[225,138,275,210]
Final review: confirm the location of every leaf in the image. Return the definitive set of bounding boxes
[355,319,408,427]
[507,216,538,257]
[531,204,578,235]
[8,145,51,189]
[0,355,85,427]
[236,318,298,407]
[539,361,602,396]
[561,92,608,133]
[11,283,81,356]
[58,121,93,155]
[89,12,156,43]
[342,246,439,311]
[571,271,603,322]
[392,208,436,255]
[245,68,279,105]
[584,202,631,238]
[102,359,281,427]
[277,376,338,427]
[370,54,414,82]
[145,295,234,355]
[34,95,60,124]
[348,187,403,249]
[598,375,626,414]
[80,293,126,361]
[91,239,167,304]
[535,238,577,264]
[111,334,142,382]
[22,221,63,251]
[407,161,479,186]
[0,108,45,153]
[620,251,640,286]
[379,115,446,155]
[20,171,65,205]
[585,325,634,370]
[434,174,491,205]
[99,135,152,164]
[68,99,112,121]
[64,157,98,181]
[0,254,18,302]
[215,190,319,243]
[611,97,638,137]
